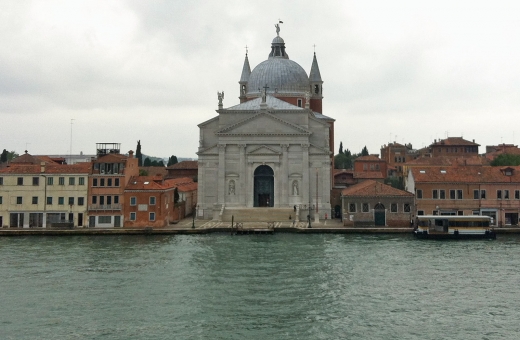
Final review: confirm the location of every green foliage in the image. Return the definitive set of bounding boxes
[7,151,18,161]
[361,146,369,156]
[384,177,404,190]
[173,188,179,203]
[338,142,343,155]
[136,140,143,166]
[167,155,178,166]
[490,154,520,166]
[139,169,148,176]
[143,157,151,166]
[0,149,7,163]
[334,153,353,169]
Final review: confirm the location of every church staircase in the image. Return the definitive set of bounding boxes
[221,207,296,223]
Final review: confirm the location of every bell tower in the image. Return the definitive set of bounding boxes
[309,52,323,113]
[238,52,251,103]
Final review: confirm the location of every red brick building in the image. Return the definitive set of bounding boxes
[166,161,198,180]
[429,137,479,157]
[407,165,520,226]
[341,180,415,227]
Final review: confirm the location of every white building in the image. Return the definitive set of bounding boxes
[197,26,334,221]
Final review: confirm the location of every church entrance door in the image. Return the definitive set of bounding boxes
[254,165,274,207]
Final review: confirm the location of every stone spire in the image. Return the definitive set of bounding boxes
[309,52,324,113]
[239,53,251,103]
[309,52,322,83]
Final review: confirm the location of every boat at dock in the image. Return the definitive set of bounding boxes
[414,215,496,239]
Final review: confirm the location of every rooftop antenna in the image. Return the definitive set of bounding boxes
[70,119,75,164]
[245,45,248,55]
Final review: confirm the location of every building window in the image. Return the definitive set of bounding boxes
[107,196,112,205]
[99,196,105,205]
[297,99,302,107]
[92,196,97,204]
[450,190,456,199]
[99,216,111,224]
[473,190,479,200]
[108,178,112,186]
[363,164,368,170]
[114,196,119,204]
[69,177,75,185]
[16,197,22,204]
[100,178,105,186]
[59,177,65,185]
[457,190,463,200]
[130,197,137,206]
[497,190,502,199]
[433,190,438,199]
[515,190,520,199]
[417,210,424,216]
[391,203,398,213]
[362,203,369,212]
[32,196,38,204]
[149,212,156,221]
[78,197,84,206]
[33,177,39,186]
[47,197,52,205]
[68,197,74,205]
[416,190,423,199]
[404,203,411,212]
[79,177,85,185]
[504,190,510,199]
[17,177,23,185]
[481,190,486,199]
[115,178,120,187]
[130,212,136,221]
[0,177,3,185]
[58,197,64,205]
[150,197,156,205]
[0,196,2,204]
[93,178,98,186]
[457,211,464,216]
[47,177,54,185]
[348,203,356,213]
[440,190,446,199]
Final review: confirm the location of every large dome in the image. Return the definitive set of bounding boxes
[247,57,309,96]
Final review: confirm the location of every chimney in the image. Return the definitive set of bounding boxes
[40,161,45,173]
[128,150,134,158]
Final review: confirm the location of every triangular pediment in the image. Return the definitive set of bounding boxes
[196,144,218,155]
[217,112,310,136]
[248,145,281,155]
[309,143,331,155]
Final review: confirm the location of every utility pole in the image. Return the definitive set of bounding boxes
[70,119,75,164]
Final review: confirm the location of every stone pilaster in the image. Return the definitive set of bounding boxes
[302,144,310,206]
[218,144,226,204]
[239,144,246,206]
[281,144,289,206]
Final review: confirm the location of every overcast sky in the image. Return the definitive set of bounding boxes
[2,0,519,159]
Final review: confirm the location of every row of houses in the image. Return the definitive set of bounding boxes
[0,144,197,228]
[336,137,520,227]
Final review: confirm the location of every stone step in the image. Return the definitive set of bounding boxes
[222,208,296,222]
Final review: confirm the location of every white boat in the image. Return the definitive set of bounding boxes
[414,215,496,239]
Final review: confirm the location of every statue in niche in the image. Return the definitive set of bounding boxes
[228,180,235,195]
[292,180,299,196]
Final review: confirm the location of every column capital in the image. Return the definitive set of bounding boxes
[301,143,310,149]
[280,144,290,150]
[218,144,227,151]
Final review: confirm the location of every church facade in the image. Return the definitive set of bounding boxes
[197,26,334,221]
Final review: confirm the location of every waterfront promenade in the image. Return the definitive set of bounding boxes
[1,217,519,236]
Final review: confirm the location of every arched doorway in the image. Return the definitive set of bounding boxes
[374,203,386,226]
[254,165,274,207]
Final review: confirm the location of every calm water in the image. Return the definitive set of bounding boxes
[2,233,520,340]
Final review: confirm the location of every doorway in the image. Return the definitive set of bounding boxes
[374,203,386,226]
[254,165,274,207]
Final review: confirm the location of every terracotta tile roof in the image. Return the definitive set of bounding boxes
[139,166,168,177]
[10,152,42,164]
[333,169,354,176]
[0,163,91,174]
[166,161,198,170]
[410,165,520,183]
[406,156,488,166]
[165,177,198,192]
[431,137,479,146]
[341,180,414,197]
[355,155,382,162]
[353,172,384,179]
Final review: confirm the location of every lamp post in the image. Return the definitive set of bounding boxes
[192,205,196,229]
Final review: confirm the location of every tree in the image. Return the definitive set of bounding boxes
[7,151,18,161]
[143,157,151,166]
[338,142,343,155]
[136,140,143,166]
[167,155,178,166]
[0,149,7,163]
[361,146,369,156]
[490,154,520,166]
[139,169,148,176]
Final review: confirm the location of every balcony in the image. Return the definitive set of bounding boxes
[88,204,122,211]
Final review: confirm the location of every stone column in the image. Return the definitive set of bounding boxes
[247,161,253,207]
[198,161,204,216]
[281,144,289,206]
[218,144,226,205]
[302,144,310,207]
[239,144,246,207]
